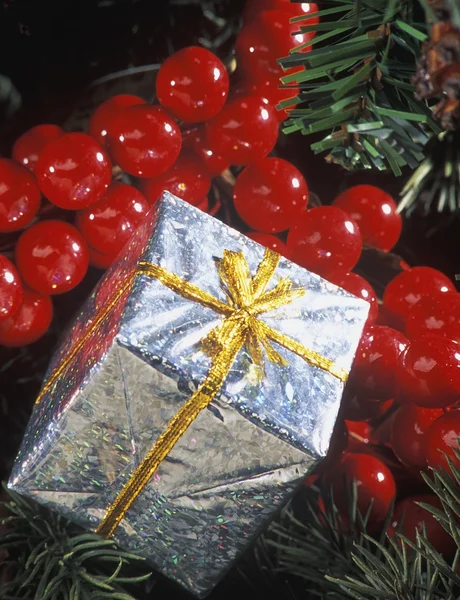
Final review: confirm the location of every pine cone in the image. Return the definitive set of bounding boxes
[413,16,460,130]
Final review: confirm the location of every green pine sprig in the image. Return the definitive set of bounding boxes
[0,487,152,600]
[261,452,460,600]
[279,0,440,175]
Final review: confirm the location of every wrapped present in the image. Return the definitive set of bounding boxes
[9,192,369,598]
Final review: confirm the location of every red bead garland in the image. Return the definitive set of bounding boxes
[233,157,308,233]
[35,133,112,209]
[397,334,460,408]
[0,159,41,232]
[142,154,211,207]
[107,105,182,178]
[15,220,89,295]
[0,288,53,347]
[76,182,150,258]
[88,94,146,148]
[12,124,64,173]
[352,325,408,400]
[287,206,362,277]
[383,267,455,328]
[205,95,279,166]
[0,254,23,321]
[156,46,229,123]
[333,185,402,252]
[424,411,460,472]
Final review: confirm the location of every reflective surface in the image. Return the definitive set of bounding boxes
[10,193,369,597]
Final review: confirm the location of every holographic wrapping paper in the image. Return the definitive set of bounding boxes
[9,193,369,598]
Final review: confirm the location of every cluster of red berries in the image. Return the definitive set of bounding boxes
[0,0,319,348]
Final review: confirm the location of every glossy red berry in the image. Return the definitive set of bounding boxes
[156,46,229,123]
[343,393,395,422]
[205,95,278,166]
[391,404,443,469]
[186,128,229,177]
[233,76,299,122]
[329,272,378,324]
[247,232,290,258]
[424,410,460,471]
[287,206,362,277]
[0,159,41,232]
[243,0,319,27]
[383,267,454,328]
[76,182,150,257]
[346,420,372,452]
[352,325,408,400]
[88,94,146,147]
[0,255,23,321]
[397,334,460,408]
[15,220,89,295]
[234,158,308,233]
[406,293,460,344]
[326,452,396,523]
[12,124,64,173]
[142,153,211,207]
[89,247,115,270]
[388,495,455,555]
[108,105,182,178]
[35,133,112,209]
[334,185,402,252]
[236,10,312,81]
[0,288,53,346]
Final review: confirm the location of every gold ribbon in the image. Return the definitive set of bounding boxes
[36,246,348,538]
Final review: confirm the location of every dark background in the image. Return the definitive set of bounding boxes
[0,1,459,598]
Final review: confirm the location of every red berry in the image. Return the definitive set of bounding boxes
[88,94,146,147]
[383,267,454,328]
[236,10,312,81]
[156,46,229,123]
[15,220,89,295]
[334,185,402,252]
[186,128,229,177]
[234,158,308,233]
[352,325,408,400]
[247,232,290,258]
[424,410,460,471]
[108,105,182,178]
[346,420,372,452]
[397,334,460,408]
[343,393,395,422]
[329,272,378,324]
[35,133,112,209]
[243,0,319,27]
[0,159,41,232]
[89,247,115,270]
[406,293,460,344]
[75,182,150,257]
[0,255,23,321]
[233,77,299,122]
[12,124,64,173]
[391,404,443,469]
[287,206,362,277]
[205,95,278,166]
[0,288,52,346]
[325,452,396,523]
[389,495,456,556]
[142,153,211,207]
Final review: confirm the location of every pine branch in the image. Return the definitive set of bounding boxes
[261,457,460,600]
[279,0,439,175]
[0,487,152,600]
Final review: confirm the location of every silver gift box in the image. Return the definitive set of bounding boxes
[9,192,369,597]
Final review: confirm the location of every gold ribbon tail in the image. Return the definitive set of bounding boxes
[96,341,242,539]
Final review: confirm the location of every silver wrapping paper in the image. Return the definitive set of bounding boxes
[9,192,369,598]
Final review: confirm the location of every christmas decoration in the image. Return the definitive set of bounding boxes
[9,193,369,596]
[0,159,41,232]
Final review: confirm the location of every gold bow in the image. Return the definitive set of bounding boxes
[95,248,347,538]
